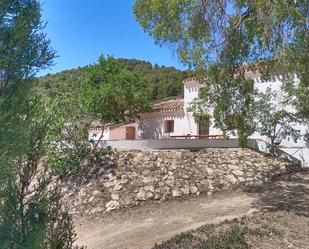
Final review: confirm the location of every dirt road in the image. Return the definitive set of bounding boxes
[75,172,309,249]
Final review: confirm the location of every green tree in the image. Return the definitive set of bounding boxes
[46,56,153,177]
[256,90,301,154]
[0,84,82,248]
[82,55,152,125]
[0,0,55,95]
[0,1,82,248]
[134,0,309,144]
[188,66,258,146]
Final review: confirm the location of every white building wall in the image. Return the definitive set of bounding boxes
[184,80,223,136]
[138,76,308,164]
[89,128,109,141]
[252,76,308,148]
[138,79,224,139]
[138,111,195,139]
[183,81,200,135]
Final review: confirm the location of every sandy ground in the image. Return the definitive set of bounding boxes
[75,171,309,249]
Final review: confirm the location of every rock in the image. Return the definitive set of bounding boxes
[171,163,177,170]
[172,190,182,197]
[233,170,244,176]
[114,184,123,191]
[200,180,208,186]
[89,207,104,215]
[122,198,137,207]
[107,175,117,181]
[142,177,157,184]
[88,196,95,203]
[154,193,161,200]
[136,190,147,201]
[145,192,154,199]
[144,185,155,193]
[104,181,115,188]
[246,171,254,177]
[180,186,190,195]
[117,179,129,185]
[78,188,87,197]
[206,168,214,174]
[226,174,238,185]
[227,165,239,170]
[132,152,145,164]
[105,201,120,212]
[111,194,119,200]
[92,190,101,196]
[190,186,199,194]
[238,176,246,183]
[165,175,175,187]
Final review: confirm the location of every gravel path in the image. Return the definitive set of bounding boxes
[75,191,258,249]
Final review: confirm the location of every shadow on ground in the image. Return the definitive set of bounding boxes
[245,171,309,217]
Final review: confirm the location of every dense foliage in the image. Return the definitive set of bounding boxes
[37,56,153,177]
[134,0,309,146]
[0,85,79,249]
[39,58,194,100]
[0,1,82,248]
[0,0,55,95]
[82,56,152,122]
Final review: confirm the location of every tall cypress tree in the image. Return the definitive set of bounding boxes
[0,1,83,248]
[0,0,55,95]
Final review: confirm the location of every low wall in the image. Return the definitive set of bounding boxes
[281,148,309,166]
[101,138,257,150]
[63,148,295,216]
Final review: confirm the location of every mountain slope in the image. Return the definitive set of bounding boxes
[38,58,193,100]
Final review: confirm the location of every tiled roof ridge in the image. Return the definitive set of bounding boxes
[183,76,207,84]
[152,99,184,113]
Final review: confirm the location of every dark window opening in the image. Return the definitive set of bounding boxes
[165,120,174,133]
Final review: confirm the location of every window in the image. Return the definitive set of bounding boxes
[165,120,174,133]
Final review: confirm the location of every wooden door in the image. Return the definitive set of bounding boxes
[198,123,209,138]
[126,127,136,140]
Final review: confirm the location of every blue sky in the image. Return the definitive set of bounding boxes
[40,0,186,75]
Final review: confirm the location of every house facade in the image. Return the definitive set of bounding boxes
[90,75,308,164]
[138,78,222,139]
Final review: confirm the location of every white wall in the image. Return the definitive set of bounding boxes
[89,128,110,141]
[138,79,224,139]
[137,76,308,165]
[184,81,201,104]
[252,76,309,148]
[184,80,223,136]
[138,111,196,139]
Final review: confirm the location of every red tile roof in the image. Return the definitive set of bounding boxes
[152,99,184,113]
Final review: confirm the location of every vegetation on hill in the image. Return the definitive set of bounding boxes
[39,58,194,100]
[116,58,194,99]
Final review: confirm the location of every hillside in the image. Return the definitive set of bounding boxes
[39,58,194,100]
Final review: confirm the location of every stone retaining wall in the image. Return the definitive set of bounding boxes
[62,148,294,215]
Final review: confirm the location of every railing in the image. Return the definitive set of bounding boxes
[170,135,225,139]
[248,139,302,167]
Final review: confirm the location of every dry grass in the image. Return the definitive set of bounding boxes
[152,211,309,249]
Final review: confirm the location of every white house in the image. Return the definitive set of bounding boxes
[90,75,309,165]
[138,78,222,139]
